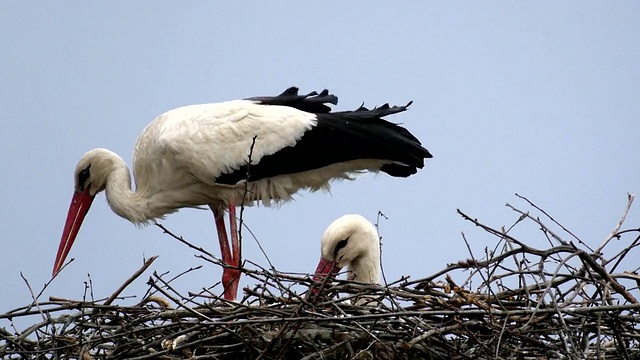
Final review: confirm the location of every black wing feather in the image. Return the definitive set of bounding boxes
[215,92,431,185]
[245,87,338,114]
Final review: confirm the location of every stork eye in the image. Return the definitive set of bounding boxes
[78,165,91,190]
[333,238,348,255]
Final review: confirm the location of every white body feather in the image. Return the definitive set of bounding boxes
[89,100,386,224]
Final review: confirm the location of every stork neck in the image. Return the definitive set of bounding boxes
[104,156,150,224]
[349,251,381,284]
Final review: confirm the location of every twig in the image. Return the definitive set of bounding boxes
[238,135,258,273]
[104,255,158,305]
[515,193,592,251]
[19,273,47,322]
[597,193,634,254]
[155,222,216,259]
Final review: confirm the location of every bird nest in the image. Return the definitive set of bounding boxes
[2,194,640,359]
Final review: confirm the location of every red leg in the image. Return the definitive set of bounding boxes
[225,204,240,299]
[225,203,241,299]
[228,204,240,264]
[212,207,239,301]
[213,208,231,263]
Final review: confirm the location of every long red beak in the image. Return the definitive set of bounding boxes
[53,189,95,276]
[313,257,341,283]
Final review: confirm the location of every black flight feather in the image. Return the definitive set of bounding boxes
[215,88,432,185]
[245,87,338,114]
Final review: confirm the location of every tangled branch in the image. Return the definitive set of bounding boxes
[2,195,640,359]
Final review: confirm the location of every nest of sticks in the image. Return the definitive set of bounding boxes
[2,194,640,359]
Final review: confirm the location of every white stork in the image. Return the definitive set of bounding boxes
[53,87,432,301]
[313,214,381,285]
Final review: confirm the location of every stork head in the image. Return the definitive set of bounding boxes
[313,214,381,285]
[52,149,115,276]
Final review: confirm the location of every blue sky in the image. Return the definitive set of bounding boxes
[1,2,639,324]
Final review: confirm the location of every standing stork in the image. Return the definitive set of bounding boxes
[53,87,432,301]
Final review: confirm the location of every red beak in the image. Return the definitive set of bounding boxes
[53,189,95,276]
[313,257,341,283]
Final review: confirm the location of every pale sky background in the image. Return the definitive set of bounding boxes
[2,2,640,327]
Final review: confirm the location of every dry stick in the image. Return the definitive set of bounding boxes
[403,209,540,286]
[375,210,389,289]
[608,234,640,273]
[515,193,592,251]
[512,211,580,273]
[15,318,57,343]
[233,135,271,301]
[461,204,640,327]
[521,250,582,330]
[456,209,584,269]
[241,259,317,287]
[266,268,345,360]
[457,233,483,291]
[0,326,37,346]
[500,214,533,310]
[597,193,634,254]
[154,222,216,259]
[141,264,203,302]
[19,273,47,322]
[244,269,312,307]
[324,299,385,349]
[237,135,256,272]
[87,273,95,302]
[240,136,277,273]
[506,203,568,246]
[375,210,403,316]
[460,231,508,311]
[261,262,342,360]
[23,258,75,316]
[152,271,220,309]
[595,312,603,356]
[573,246,638,304]
[299,339,353,360]
[104,255,158,305]
[610,316,633,360]
[47,296,108,304]
[550,278,578,354]
[404,243,576,289]
[407,320,482,348]
[494,316,509,360]
[146,275,214,322]
[458,209,530,249]
[574,242,617,310]
[154,222,243,300]
[258,302,306,360]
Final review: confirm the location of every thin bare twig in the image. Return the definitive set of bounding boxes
[597,193,634,254]
[104,255,158,305]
